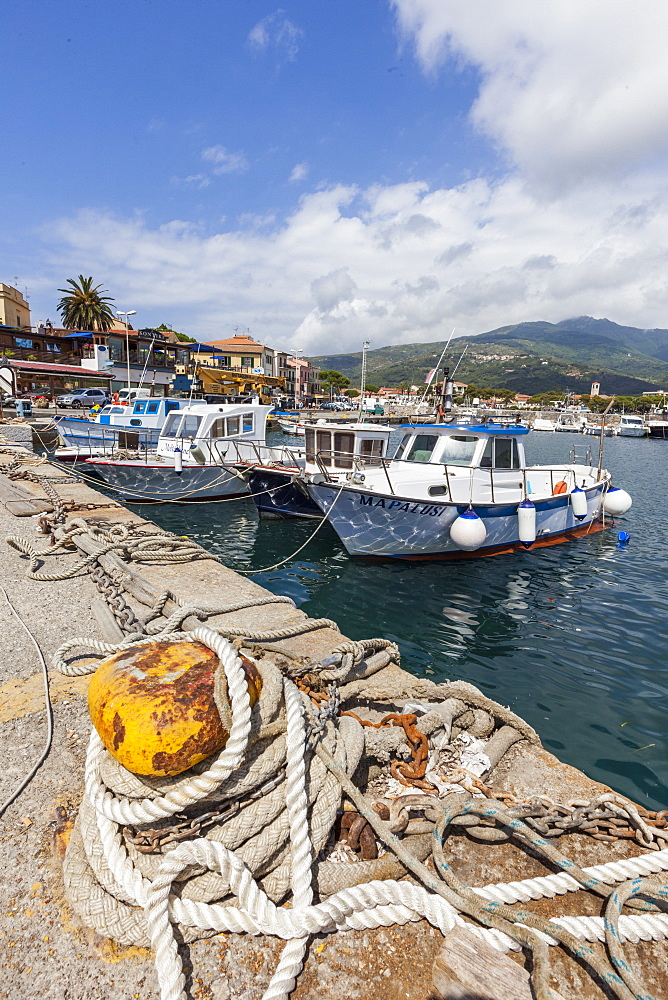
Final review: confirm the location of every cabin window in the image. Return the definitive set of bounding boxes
[162,413,182,438]
[305,427,316,462]
[438,435,478,466]
[428,484,448,496]
[226,416,240,436]
[480,437,521,469]
[165,401,180,413]
[133,402,147,414]
[180,414,202,438]
[242,413,254,433]
[99,406,111,415]
[333,431,355,469]
[210,418,226,438]
[393,434,412,460]
[130,418,142,426]
[360,438,384,466]
[146,401,160,414]
[316,429,332,466]
[406,434,438,463]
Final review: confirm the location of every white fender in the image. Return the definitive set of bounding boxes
[173,447,183,475]
[603,487,632,515]
[450,509,487,551]
[517,499,536,548]
[570,486,588,520]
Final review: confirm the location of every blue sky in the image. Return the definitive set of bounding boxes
[4,1,668,353]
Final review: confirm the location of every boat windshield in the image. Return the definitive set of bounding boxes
[435,434,479,466]
[404,434,439,463]
[161,412,183,438]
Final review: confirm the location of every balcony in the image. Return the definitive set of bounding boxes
[0,345,84,366]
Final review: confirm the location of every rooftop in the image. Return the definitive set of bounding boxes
[204,334,265,352]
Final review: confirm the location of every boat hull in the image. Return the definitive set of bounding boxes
[247,469,322,519]
[306,482,608,558]
[54,416,159,449]
[85,459,249,501]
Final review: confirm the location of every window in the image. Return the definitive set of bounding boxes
[393,434,412,460]
[109,339,123,361]
[165,401,180,413]
[305,427,316,462]
[133,402,147,414]
[333,431,355,469]
[146,401,159,414]
[241,356,254,368]
[162,413,183,438]
[438,435,479,467]
[211,418,226,438]
[242,413,254,433]
[316,429,332,466]
[180,414,202,438]
[15,337,32,348]
[218,356,232,367]
[46,343,60,353]
[360,438,384,466]
[428,484,449,496]
[406,434,438,463]
[479,437,521,470]
[226,416,240,436]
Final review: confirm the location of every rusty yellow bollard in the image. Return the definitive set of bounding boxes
[88,640,262,776]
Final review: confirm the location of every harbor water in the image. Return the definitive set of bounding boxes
[125,430,668,810]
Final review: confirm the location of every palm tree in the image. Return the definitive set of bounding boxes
[57,275,115,331]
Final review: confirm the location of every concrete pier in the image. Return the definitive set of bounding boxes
[0,444,665,999]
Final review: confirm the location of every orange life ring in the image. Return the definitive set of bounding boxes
[553,480,568,495]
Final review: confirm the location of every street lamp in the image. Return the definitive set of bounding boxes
[116,311,137,391]
[294,348,303,408]
[360,340,370,411]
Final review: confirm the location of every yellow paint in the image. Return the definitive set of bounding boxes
[0,671,90,724]
[88,640,261,777]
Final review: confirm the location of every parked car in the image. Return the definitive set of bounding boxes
[56,388,110,408]
[320,401,352,411]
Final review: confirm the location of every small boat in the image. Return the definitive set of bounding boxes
[54,397,192,453]
[532,417,556,432]
[554,413,584,432]
[246,421,394,519]
[303,419,632,559]
[582,422,613,436]
[648,413,668,439]
[278,418,305,436]
[614,415,648,437]
[85,402,278,501]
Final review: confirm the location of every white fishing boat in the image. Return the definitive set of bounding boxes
[304,420,632,559]
[532,416,557,431]
[85,402,279,501]
[278,418,305,436]
[246,421,394,519]
[582,422,614,436]
[554,413,585,432]
[648,412,668,439]
[54,397,192,454]
[614,415,648,437]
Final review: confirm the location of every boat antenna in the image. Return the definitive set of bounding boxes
[437,366,454,423]
[188,343,203,407]
[137,335,157,391]
[450,343,468,378]
[418,328,455,405]
[596,396,615,480]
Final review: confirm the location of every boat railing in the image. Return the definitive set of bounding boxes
[211,438,304,469]
[314,452,588,502]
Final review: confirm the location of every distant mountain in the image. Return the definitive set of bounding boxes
[309,317,668,395]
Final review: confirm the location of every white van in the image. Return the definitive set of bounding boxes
[117,387,152,405]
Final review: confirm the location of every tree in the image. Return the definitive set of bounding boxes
[345,388,360,398]
[365,383,379,394]
[57,276,115,331]
[319,369,351,393]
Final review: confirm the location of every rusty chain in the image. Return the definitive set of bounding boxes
[89,562,147,635]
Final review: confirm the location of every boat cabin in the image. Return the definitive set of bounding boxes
[393,423,528,470]
[304,422,393,473]
[96,397,187,427]
[156,402,274,463]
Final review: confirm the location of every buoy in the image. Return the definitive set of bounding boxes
[174,447,183,474]
[603,487,633,515]
[87,640,262,776]
[517,498,536,547]
[450,508,487,551]
[570,486,588,520]
[617,530,631,547]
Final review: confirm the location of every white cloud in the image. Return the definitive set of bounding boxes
[174,174,211,189]
[391,0,668,194]
[289,162,308,183]
[39,172,668,356]
[201,145,248,175]
[248,10,304,63]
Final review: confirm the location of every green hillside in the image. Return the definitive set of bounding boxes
[309,316,668,395]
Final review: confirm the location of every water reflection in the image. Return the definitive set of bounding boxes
[129,433,668,809]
